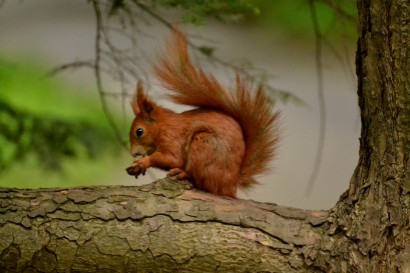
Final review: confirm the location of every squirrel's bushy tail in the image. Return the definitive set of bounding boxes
[153,29,280,187]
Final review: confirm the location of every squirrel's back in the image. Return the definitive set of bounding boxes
[153,29,280,191]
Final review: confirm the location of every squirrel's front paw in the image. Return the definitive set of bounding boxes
[126,157,151,178]
[126,166,141,176]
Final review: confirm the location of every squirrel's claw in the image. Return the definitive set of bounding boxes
[126,165,141,178]
[126,156,150,178]
[126,166,134,175]
[126,165,145,178]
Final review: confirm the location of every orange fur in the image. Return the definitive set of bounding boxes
[126,29,280,198]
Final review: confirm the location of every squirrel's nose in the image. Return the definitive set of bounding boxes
[130,145,145,157]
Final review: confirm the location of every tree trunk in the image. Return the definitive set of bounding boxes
[309,0,410,272]
[330,0,409,271]
[0,0,409,272]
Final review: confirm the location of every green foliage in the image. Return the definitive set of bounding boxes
[109,0,259,25]
[0,57,118,178]
[252,0,357,38]
[154,0,260,25]
[108,0,356,39]
[109,0,126,16]
[0,100,111,172]
[0,59,109,125]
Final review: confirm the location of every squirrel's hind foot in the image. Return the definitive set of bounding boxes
[167,168,189,180]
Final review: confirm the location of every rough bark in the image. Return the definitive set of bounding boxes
[0,179,329,272]
[0,0,409,272]
[310,0,410,272]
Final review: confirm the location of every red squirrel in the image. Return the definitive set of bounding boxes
[126,30,279,198]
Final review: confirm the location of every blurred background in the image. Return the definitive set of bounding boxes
[0,0,358,209]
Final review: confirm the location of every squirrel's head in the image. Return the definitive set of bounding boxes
[129,81,159,157]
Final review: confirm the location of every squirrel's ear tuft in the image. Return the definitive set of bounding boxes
[131,81,144,116]
[132,81,154,117]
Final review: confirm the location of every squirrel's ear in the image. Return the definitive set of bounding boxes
[131,82,143,116]
[133,81,154,117]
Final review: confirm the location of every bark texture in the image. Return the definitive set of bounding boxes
[310,0,410,272]
[0,179,329,272]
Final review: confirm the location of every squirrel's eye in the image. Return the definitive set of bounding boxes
[136,128,144,137]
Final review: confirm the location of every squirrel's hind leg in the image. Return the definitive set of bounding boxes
[185,131,242,198]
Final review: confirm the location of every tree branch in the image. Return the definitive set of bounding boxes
[0,178,329,272]
[46,60,94,77]
[92,0,128,150]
